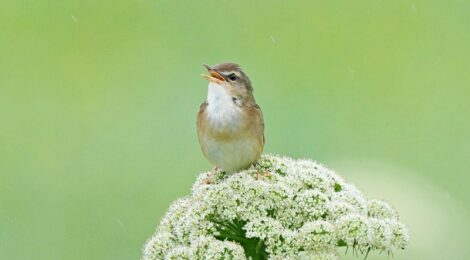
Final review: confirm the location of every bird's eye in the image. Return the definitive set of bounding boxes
[228,73,238,81]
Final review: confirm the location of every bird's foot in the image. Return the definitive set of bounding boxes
[203,166,218,184]
[253,163,271,179]
[255,170,271,180]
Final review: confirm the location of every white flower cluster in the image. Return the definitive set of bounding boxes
[143,155,409,260]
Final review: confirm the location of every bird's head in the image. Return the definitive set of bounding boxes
[202,63,255,105]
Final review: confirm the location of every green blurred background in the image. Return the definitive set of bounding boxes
[1,0,469,259]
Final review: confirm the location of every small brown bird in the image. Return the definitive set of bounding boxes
[197,63,264,173]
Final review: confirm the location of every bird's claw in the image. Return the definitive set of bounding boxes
[255,170,271,179]
[203,166,219,184]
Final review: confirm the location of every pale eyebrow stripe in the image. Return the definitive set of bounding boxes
[221,71,242,78]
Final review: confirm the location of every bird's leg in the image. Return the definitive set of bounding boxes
[204,166,218,184]
[252,163,260,179]
[253,163,270,180]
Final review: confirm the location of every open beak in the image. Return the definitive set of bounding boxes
[201,64,226,83]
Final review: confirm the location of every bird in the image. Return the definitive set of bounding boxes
[197,62,265,174]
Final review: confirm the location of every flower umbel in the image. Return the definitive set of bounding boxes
[143,155,409,259]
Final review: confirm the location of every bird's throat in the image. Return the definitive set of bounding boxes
[206,82,243,131]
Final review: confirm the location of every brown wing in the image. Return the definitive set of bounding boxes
[252,103,265,145]
[196,101,209,158]
[196,101,208,135]
[199,101,208,111]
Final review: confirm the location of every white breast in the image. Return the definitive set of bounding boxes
[202,82,261,172]
[206,82,242,131]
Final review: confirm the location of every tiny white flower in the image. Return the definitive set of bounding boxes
[143,154,409,259]
[332,184,368,214]
[299,249,339,260]
[368,218,393,250]
[367,199,398,220]
[190,236,246,260]
[327,201,357,221]
[205,239,246,259]
[158,197,192,235]
[265,229,299,259]
[296,221,336,251]
[164,245,190,260]
[390,220,410,250]
[142,232,176,260]
[335,214,370,249]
